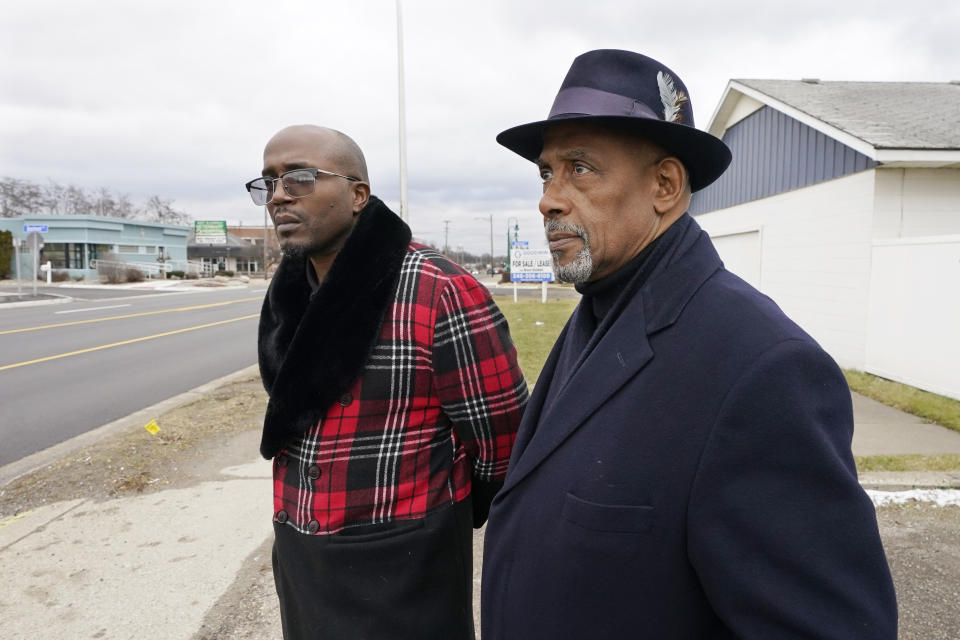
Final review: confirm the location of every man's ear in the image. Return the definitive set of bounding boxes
[652,157,689,215]
[351,182,371,213]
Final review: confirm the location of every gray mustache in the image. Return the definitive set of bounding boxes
[544,220,588,238]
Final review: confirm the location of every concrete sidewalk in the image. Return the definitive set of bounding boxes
[1,385,959,639]
[0,459,273,640]
[852,392,960,489]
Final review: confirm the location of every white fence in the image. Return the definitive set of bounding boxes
[865,235,960,400]
[91,259,212,278]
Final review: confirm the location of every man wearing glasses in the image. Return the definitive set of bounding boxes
[247,125,528,640]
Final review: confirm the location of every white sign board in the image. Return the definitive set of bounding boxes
[510,246,554,282]
[194,220,227,245]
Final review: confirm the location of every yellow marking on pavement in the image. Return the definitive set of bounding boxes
[0,314,259,372]
[0,510,34,530]
[0,296,262,336]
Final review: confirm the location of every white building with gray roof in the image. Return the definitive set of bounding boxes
[692,79,960,400]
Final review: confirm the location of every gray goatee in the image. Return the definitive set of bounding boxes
[544,220,593,284]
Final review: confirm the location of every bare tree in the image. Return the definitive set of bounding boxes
[0,176,189,224]
[141,195,190,225]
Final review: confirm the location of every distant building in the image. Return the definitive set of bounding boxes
[185,223,279,275]
[693,79,960,399]
[0,214,189,281]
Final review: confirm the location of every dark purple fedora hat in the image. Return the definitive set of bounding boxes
[497,49,731,192]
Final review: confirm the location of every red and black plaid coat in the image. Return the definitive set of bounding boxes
[259,197,528,536]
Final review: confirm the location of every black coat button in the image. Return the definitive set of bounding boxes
[338,393,353,406]
[307,520,320,534]
[276,454,289,468]
[307,465,321,480]
[275,510,288,524]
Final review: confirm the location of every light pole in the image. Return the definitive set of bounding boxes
[506,216,519,274]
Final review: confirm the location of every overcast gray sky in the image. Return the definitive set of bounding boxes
[2,0,957,254]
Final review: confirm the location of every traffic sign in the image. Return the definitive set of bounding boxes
[25,231,44,250]
[23,224,48,233]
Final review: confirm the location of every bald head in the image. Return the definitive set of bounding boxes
[265,125,369,184]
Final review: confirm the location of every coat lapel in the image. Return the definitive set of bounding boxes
[499,221,723,495]
[501,297,653,493]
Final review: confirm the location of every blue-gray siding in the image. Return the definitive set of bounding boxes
[690,106,877,215]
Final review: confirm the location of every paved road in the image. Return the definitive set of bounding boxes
[0,284,188,301]
[0,286,264,465]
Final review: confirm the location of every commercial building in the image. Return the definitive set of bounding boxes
[1,215,190,281]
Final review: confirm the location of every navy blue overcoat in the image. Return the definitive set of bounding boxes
[481,218,896,639]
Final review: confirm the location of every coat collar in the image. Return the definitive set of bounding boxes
[499,216,722,494]
[257,196,411,458]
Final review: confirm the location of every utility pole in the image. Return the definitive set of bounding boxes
[396,0,409,222]
[442,219,451,255]
[487,214,494,273]
[263,205,269,279]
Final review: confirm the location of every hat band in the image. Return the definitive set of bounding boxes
[548,86,660,121]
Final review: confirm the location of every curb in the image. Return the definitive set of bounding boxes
[0,293,73,309]
[859,471,960,491]
[0,364,261,489]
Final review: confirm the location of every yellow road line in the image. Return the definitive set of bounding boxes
[0,296,262,335]
[0,314,259,372]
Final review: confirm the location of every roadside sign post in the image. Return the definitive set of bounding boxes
[510,243,554,304]
[23,225,48,297]
[32,234,38,296]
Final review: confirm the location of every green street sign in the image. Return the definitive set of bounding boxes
[194,220,227,244]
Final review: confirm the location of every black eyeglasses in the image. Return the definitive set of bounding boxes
[244,168,360,206]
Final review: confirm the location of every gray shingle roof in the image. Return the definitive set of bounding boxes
[736,80,960,150]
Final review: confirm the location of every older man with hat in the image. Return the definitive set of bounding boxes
[481,50,896,639]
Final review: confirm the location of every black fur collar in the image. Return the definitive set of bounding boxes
[258,196,412,458]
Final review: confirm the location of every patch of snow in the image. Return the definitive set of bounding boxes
[867,489,960,508]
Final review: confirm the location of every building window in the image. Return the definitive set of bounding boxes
[71,244,84,269]
[88,244,112,263]
[42,243,67,268]
[144,246,157,254]
[236,259,259,273]
[118,245,139,253]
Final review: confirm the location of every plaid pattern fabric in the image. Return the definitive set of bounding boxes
[273,245,528,534]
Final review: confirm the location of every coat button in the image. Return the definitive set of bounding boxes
[307,465,321,480]
[276,454,289,468]
[338,392,353,406]
[275,510,288,524]
[307,520,320,534]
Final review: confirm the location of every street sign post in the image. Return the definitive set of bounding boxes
[510,243,555,303]
[24,231,44,296]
